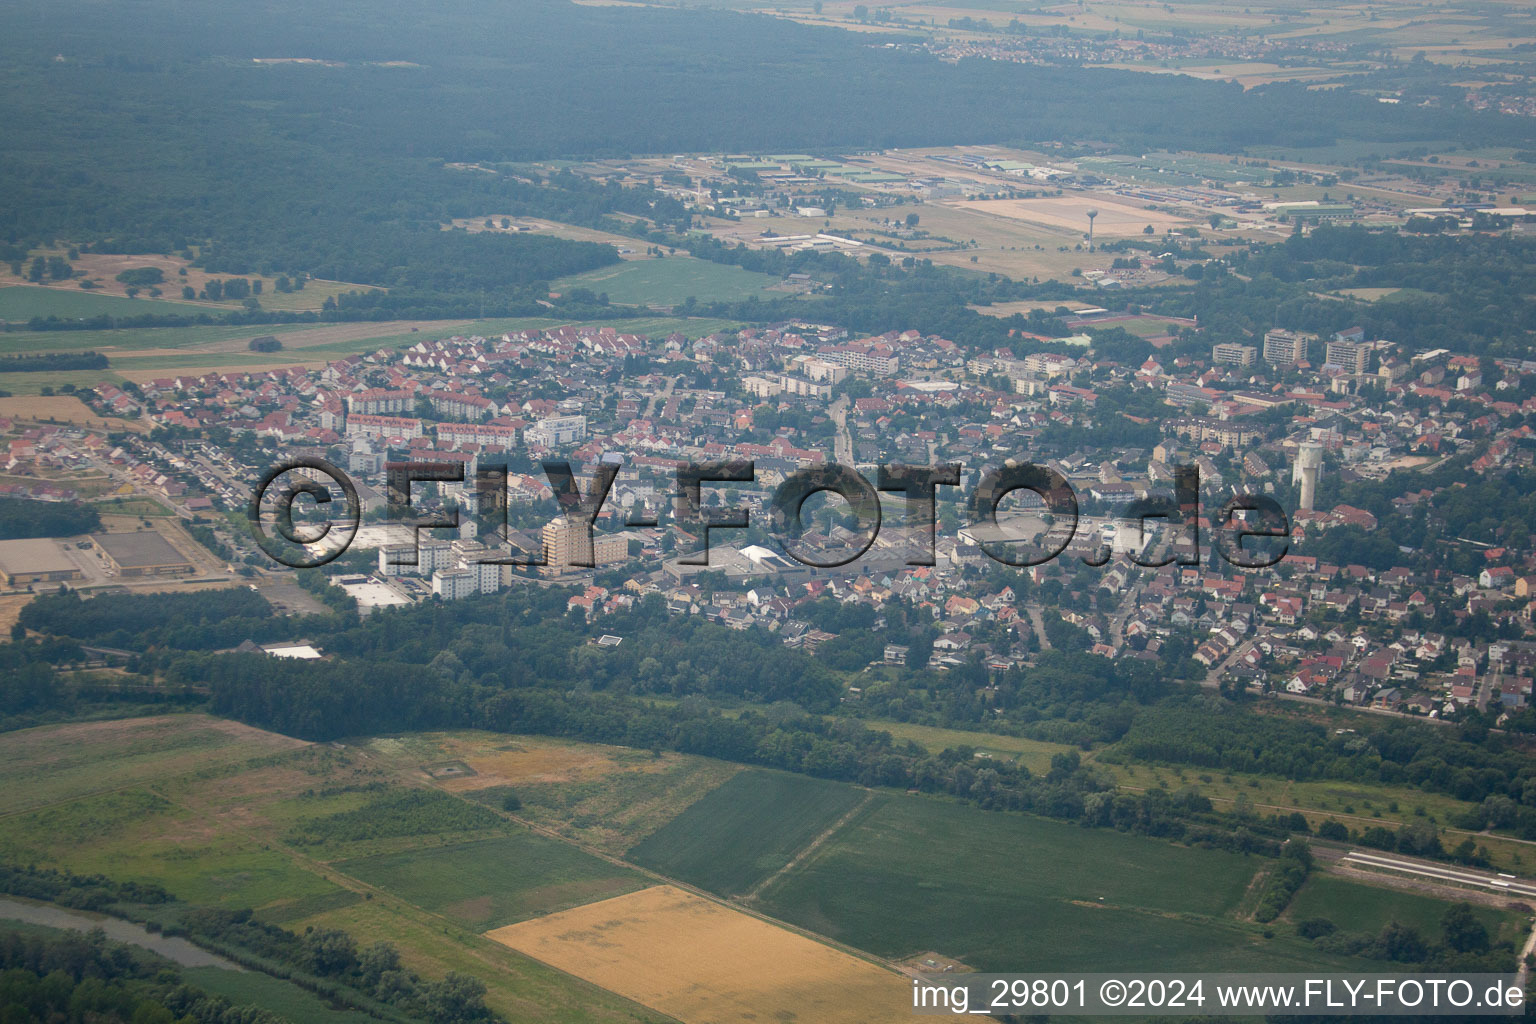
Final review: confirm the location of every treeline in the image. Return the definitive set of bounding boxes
[1253,839,1311,923]
[0,497,100,539]
[176,649,1297,856]
[1105,696,1536,806]
[170,911,495,1024]
[17,588,321,651]
[0,925,289,1024]
[0,864,171,912]
[0,351,108,371]
[1299,902,1515,973]
[0,864,496,1024]
[12,583,1527,857]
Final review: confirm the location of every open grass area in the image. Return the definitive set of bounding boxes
[0,714,306,816]
[756,793,1370,973]
[0,313,743,393]
[361,732,743,855]
[1286,874,1526,945]
[0,717,677,1024]
[627,768,869,896]
[554,257,780,305]
[335,834,648,930]
[182,967,381,1024]
[1090,757,1534,873]
[858,718,1075,775]
[0,285,207,322]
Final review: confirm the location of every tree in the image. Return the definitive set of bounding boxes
[1441,902,1489,953]
[854,4,868,17]
[302,927,358,975]
[905,212,920,228]
[423,972,493,1024]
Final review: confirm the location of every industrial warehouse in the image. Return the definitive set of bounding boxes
[88,531,195,578]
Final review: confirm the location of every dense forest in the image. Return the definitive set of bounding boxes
[2,0,1532,304]
[0,498,101,540]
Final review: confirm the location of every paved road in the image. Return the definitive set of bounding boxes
[1341,849,1536,900]
[829,395,853,465]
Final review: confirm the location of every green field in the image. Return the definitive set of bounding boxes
[756,793,1370,972]
[626,769,869,895]
[1286,875,1526,944]
[336,834,649,930]
[0,313,745,393]
[468,759,741,857]
[555,257,780,305]
[0,285,209,322]
[183,967,382,1024]
[861,718,1075,775]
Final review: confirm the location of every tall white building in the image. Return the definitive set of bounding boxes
[525,415,587,447]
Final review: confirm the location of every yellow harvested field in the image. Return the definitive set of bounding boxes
[953,196,1190,237]
[487,885,910,1024]
[0,395,142,430]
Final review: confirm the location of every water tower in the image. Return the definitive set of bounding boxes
[1085,208,1099,251]
[1292,442,1324,511]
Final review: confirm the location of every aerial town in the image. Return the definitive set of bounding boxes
[0,307,1527,727]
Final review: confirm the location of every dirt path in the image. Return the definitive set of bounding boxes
[743,791,877,901]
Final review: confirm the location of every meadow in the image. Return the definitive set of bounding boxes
[756,791,1378,973]
[2,715,1526,1023]
[858,717,1076,774]
[181,967,383,1024]
[626,768,870,896]
[336,835,649,930]
[1094,757,1536,874]
[0,717,676,1024]
[0,714,306,815]
[0,285,207,322]
[554,256,780,305]
[0,314,743,394]
[1286,874,1524,944]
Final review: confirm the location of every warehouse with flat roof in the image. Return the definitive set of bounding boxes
[90,531,194,578]
[0,538,84,587]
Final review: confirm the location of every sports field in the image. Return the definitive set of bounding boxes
[486,884,910,1024]
[627,769,871,895]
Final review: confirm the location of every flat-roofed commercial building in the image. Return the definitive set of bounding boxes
[0,538,83,586]
[90,532,194,577]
